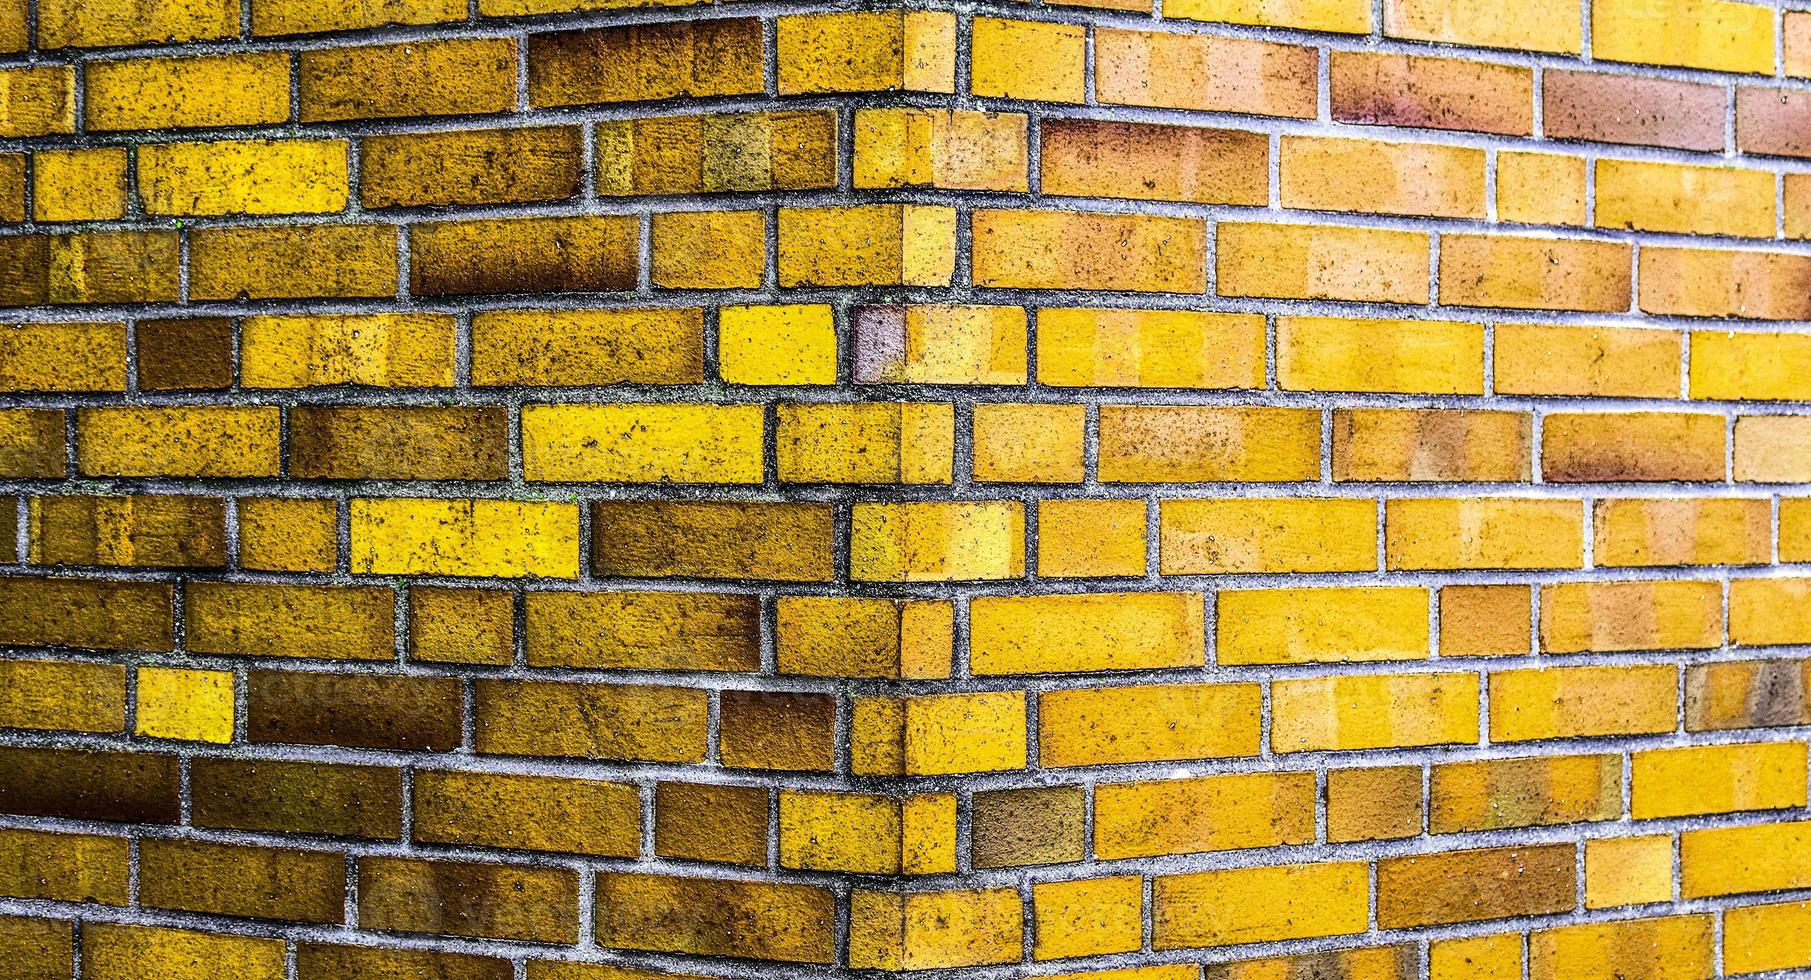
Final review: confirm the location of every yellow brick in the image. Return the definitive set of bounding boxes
[0,0,22,51]
[1787,500,1811,561]
[1691,330,1811,401]
[1386,497,1583,570]
[472,309,702,388]
[971,592,1204,674]
[0,66,75,137]
[1100,405,1320,482]
[1217,222,1429,303]
[522,404,764,484]
[1441,234,1631,313]
[1036,308,1266,389]
[1034,877,1143,960]
[1498,151,1588,225]
[1278,316,1483,394]
[239,498,337,573]
[1272,672,1479,751]
[86,53,289,131]
[28,494,226,568]
[1161,498,1375,574]
[1039,683,1259,767]
[1038,499,1147,578]
[591,873,830,963]
[851,501,1025,582]
[189,224,397,301]
[1597,159,1775,238]
[1094,772,1314,859]
[84,925,283,980]
[776,596,953,680]
[1489,664,1678,741]
[0,152,19,221]
[1327,765,1424,842]
[776,11,955,94]
[1733,578,1811,646]
[1494,323,1680,398]
[31,148,128,222]
[1386,0,1580,51]
[1739,416,1811,483]
[1592,0,1773,73]
[651,211,765,289]
[1683,820,1811,897]
[137,139,349,217]
[1594,497,1772,567]
[853,691,1027,776]
[1430,753,1621,833]
[714,305,834,386]
[1633,741,1808,818]
[779,205,956,287]
[777,402,954,484]
[135,666,233,744]
[0,659,126,733]
[301,38,517,122]
[597,110,836,197]
[1282,136,1484,218]
[973,403,1085,483]
[241,314,455,388]
[779,791,956,875]
[1725,901,1811,974]
[77,407,280,478]
[853,305,1028,384]
[1530,916,1714,980]
[972,18,1085,102]
[0,322,126,392]
[1175,0,1370,30]
[38,0,236,46]
[849,888,1022,970]
[1440,584,1533,656]
[1539,580,1723,653]
[1431,933,1525,980]
[1218,587,1429,665]
[253,0,465,35]
[853,109,1028,191]
[1154,862,1369,948]
[972,210,1207,292]
[1585,835,1673,909]
[350,499,579,578]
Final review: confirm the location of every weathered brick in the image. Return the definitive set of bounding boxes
[189,224,398,301]
[1585,835,1674,909]
[1498,151,1588,226]
[0,322,126,393]
[776,596,953,679]
[190,757,402,839]
[301,39,517,121]
[972,786,1085,868]
[1215,947,1422,980]
[721,690,836,772]
[1331,51,1532,134]
[779,790,956,875]
[1386,497,1582,570]
[473,680,708,763]
[850,888,1022,970]
[362,127,583,209]
[972,17,1085,103]
[1732,578,1811,647]
[1633,741,1807,818]
[1167,0,1370,31]
[855,109,1027,192]
[1037,308,1265,389]
[1219,587,1430,665]
[777,11,954,95]
[38,0,237,47]
[135,665,233,743]
[1597,159,1775,238]
[1687,658,1811,731]
[1592,0,1773,74]
[187,582,395,660]
[86,53,290,131]
[1040,682,1258,767]
[1039,498,1148,578]
[1327,766,1424,842]
[778,402,954,484]
[1272,672,1478,750]
[0,827,129,904]
[0,230,180,306]
[1100,405,1319,482]
[1384,0,1580,52]
[720,305,837,386]
[600,111,838,196]
[853,691,1028,775]
[1594,498,1771,567]
[242,313,454,388]
[239,498,337,573]
[1430,753,1622,832]
[296,946,511,980]
[0,916,72,978]
[0,747,179,824]
[595,873,835,964]
[76,407,277,478]
[655,782,768,866]
[1494,323,1680,398]
[360,856,580,943]
[852,305,1028,384]
[591,501,833,581]
[850,501,1025,582]
[1161,498,1375,574]
[0,577,173,652]
[248,671,460,751]
[1095,29,1317,118]
[1439,234,1631,312]
[529,20,763,107]
[139,839,344,924]
[409,587,513,666]
[412,216,638,295]
[29,148,124,221]
[1640,247,1811,320]
[651,210,765,289]
[253,0,465,36]
[83,926,283,980]
[779,205,956,287]
[526,591,758,672]
[351,498,578,579]
[1532,915,1714,980]
[1544,71,1724,150]
[1279,316,1483,393]
[1542,412,1726,482]
[1490,664,1680,740]
[972,403,1083,483]
[418,771,639,860]
[1430,934,1524,980]
[136,317,233,391]
[1218,222,1428,303]
[1378,844,1576,928]
[1154,862,1368,948]
[28,494,226,568]
[0,67,75,137]
[1725,901,1811,974]
[1034,876,1143,960]
[473,308,702,387]
[1334,408,1531,482]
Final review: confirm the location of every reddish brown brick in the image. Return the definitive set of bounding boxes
[1378,844,1576,928]
[1738,87,1811,158]
[135,318,233,391]
[289,406,508,481]
[410,216,638,296]
[0,747,179,824]
[720,690,837,772]
[527,20,764,108]
[248,671,462,751]
[1544,71,1724,151]
[1331,51,1532,135]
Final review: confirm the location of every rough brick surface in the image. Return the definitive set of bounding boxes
[1,0,1810,977]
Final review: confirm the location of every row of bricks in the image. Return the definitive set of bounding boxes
[18,214,1811,313]
[0,656,1807,768]
[9,914,1811,980]
[7,404,1811,486]
[0,2,1801,122]
[15,313,1811,402]
[6,492,1811,579]
[0,676,1802,829]
[2,824,1809,966]
[18,104,1811,222]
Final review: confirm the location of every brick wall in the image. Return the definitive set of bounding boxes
[2,0,1811,976]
